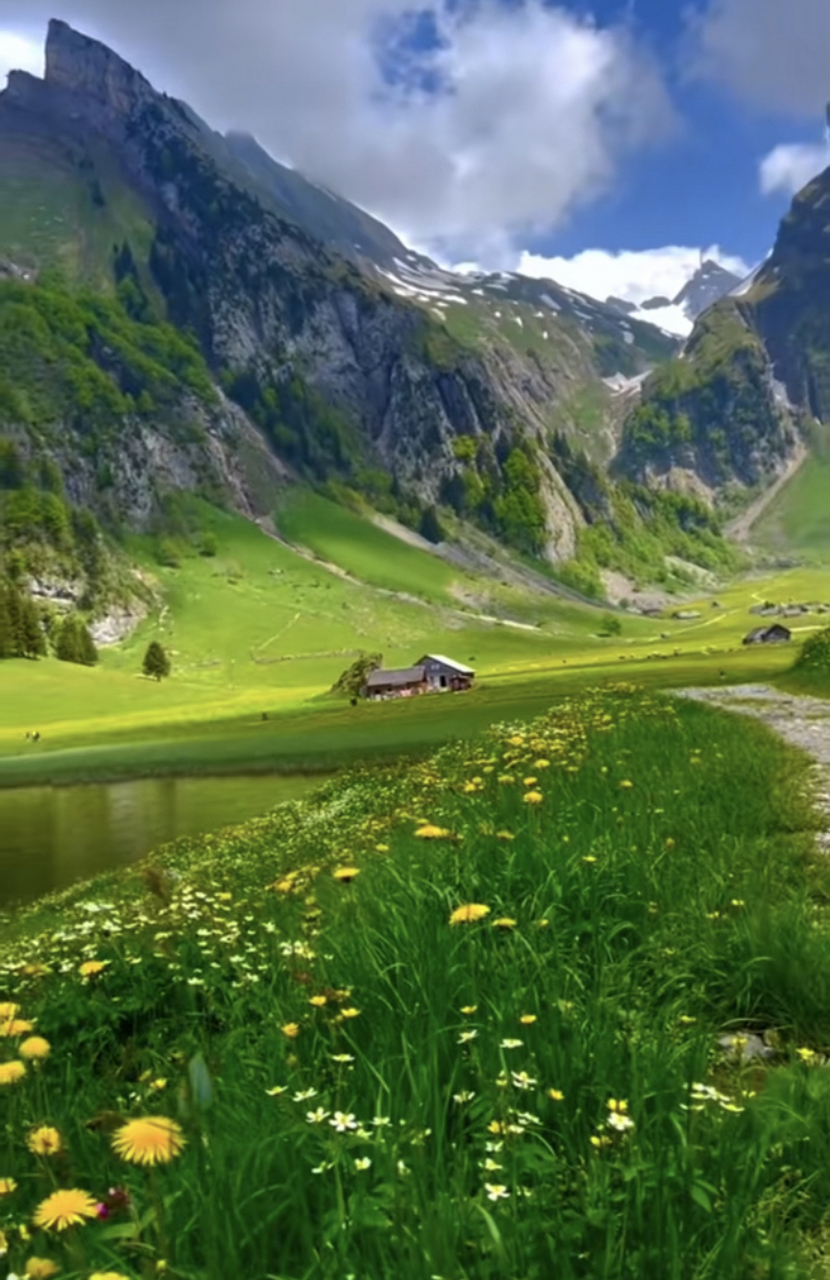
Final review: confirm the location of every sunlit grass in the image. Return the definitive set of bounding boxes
[2,688,830,1277]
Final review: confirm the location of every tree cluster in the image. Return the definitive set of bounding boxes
[0,580,45,659]
[55,614,98,666]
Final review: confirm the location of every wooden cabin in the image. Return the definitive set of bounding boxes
[742,624,791,645]
[363,654,475,700]
[414,654,475,692]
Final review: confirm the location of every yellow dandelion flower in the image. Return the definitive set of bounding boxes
[27,1127,62,1156]
[78,960,108,977]
[497,775,515,784]
[149,1078,167,1091]
[449,903,490,925]
[523,776,537,787]
[309,995,327,1007]
[0,1176,18,1194]
[548,1088,564,1101]
[23,1258,60,1279]
[272,878,295,894]
[90,1273,134,1280]
[619,780,633,789]
[508,735,524,746]
[1,1018,34,1036]
[19,1036,51,1060]
[340,1007,360,1019]
[0,1002,20,1019]
[523,791,543,805]
[280,1022,301,1039]
[375,843,390,853]
[20,964,50,977]
[0,1060,26,1086]
[496,830,515,841]
[460,1005,478,1015]
[111,1116,186,1166]
[537,918,550,928]
[492,917,517,930]
[33,1187,98,1231]
[415,825,452,839]
[332,867,360,883]
[519,1014,537,1025]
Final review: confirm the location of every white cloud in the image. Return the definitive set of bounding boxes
[0,1,672,263]
[759,143,829,197]
[511,245,751,307]
[686,0,830,116]
[0,29,43,84]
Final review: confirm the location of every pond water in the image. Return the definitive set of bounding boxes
[0,772,326,910]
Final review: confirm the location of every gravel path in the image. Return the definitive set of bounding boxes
[677,684,830,853]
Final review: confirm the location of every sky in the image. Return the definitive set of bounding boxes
[0,0,828,328]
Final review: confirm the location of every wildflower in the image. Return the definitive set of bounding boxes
[293,1088,317,1102]
[460,1005,478,1015]
[492,917,517,930]
[280,1023,301,1039]
[500,1038,523,1050]
[590,1135,612,1149]
[607,1110,635,1132]
[272,878,295,893]
[449,903,490,925]
[496,830,515,840]
[265,1086,288,1096]
[484,1183,510,1201]
[330,1111,358,1132]
[508,734,524,746]
[678,1015,697,1026]
[535,759,550,769]
[309,995,327,1007]
[23,1260,60,1279]
[1,1017,34,1036]
[619,780,633,789]
[497,775,516,785]
[27,1127,62,1156]
[537,918,550,928]
[548,1088,564,1102]
[333,867,360,882]
[519,1014,537,1025]
[457,1030,478,1044]
[0,1177,17,1194]
[416,824,453,839]
[340,1007,360,1019]
[307,1108,330,1124]
[523,791,543,805]
[453,1090,475,1104]
[149,1078,167,1092]
[311,1161,334,1175]
[89,1273,134,1280]
[375,843,390,853]
[19,1037,50,1061]
[0,1060,26,1086]
[33,1188,98,1232]
[797,1047,820,1065]
[354,1157,372,1171]
[482,1157,503,1171]
[582,855,597,864]
[372,1115,391,1127]
[331,1053,355,1063]
[523,776,537,787]
[111,1116,186,1165]
[511,1071,537,1089]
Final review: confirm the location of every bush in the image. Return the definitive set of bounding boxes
[142,639,171,681]
[55,614,98,666]
[794,626,830,670]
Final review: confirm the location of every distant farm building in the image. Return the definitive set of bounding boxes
[742,624,792,645]
[363,654,475,700]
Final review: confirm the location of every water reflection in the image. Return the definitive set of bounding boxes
[0,773,324,909]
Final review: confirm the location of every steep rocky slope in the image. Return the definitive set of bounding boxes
[0,19,685,574]
[616,169,830,504]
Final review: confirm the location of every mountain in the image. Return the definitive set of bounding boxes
[673,260,743,321]
[615,179,830,500]
[0,19,733,612]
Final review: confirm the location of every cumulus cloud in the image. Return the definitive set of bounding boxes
[510,245,751,307]
[0,0,673,262]
[759,143,829,197]
[0,29,43,84]
[687,0,830,117]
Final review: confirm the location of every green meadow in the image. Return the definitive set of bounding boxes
[4,687,830,1278]
[0,494,822,785]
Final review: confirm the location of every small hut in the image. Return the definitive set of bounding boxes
[414,654,475,692]
[364,665,428,700]
[742,624,791,645]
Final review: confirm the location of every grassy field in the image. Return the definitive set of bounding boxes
[2,688,830,1278]
[0,495,821,784]
[752,422,830,555]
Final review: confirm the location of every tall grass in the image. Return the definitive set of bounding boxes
[2,687,830,1279]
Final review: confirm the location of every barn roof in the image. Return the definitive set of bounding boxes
[743,624,791,643]
[365,665,426,688]
[416,654,475,674]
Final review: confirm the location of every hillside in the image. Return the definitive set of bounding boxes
[618,163,830,511]
[0,18,735,614]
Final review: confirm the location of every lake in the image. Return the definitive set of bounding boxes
[0,772,326,910]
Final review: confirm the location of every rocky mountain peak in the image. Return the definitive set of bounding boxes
[673,259,742,319]
[43,18,154,117]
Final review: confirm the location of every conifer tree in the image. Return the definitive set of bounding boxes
[142,640,171,681]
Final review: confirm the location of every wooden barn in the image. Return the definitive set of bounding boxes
[742,624,791,645]
[363,654,475,700]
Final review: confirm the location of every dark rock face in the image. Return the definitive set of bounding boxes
[673,261,742,320]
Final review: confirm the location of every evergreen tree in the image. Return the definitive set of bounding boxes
[78,622,98,666]
[143,640,171,681]
[19,598,46,658]
[55,615,98,666]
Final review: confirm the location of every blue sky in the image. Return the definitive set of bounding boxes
[0,0,827,320]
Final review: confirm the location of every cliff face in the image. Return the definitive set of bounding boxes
[617,168,830,501]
